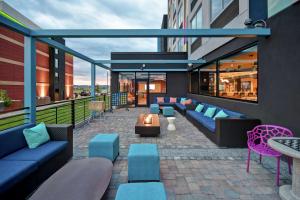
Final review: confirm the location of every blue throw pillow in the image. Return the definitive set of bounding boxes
[204,107,216,118]
[195,104,204,112]
[180,98,186,103]
[213,110,229,120]
[23,122,50,149]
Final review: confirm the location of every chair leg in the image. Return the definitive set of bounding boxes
[276,157,280,186]
[259,154,262,164]
[288,157,292,175]
[247,148,251,173]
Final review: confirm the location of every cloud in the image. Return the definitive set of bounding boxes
[6,0,167,85]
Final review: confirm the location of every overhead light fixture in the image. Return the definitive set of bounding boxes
[188,63,193,67]
[140,64,146,71]
[244,18,267,28]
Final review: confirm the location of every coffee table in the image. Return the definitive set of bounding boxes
[268,137,300,200]
[135,114,160,137]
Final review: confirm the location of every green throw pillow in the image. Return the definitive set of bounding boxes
[23,122,50,149]
[213,110,229,120]
[180,98,186,103]
[204,107,216,118]
[195,104,204,112]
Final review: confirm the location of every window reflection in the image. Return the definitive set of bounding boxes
[200,63,217,96]
[119,72,135,106]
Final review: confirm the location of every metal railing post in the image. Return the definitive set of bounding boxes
[71,99,75,128]
[55,107,58,124]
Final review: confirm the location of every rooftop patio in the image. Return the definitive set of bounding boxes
[74,108,291,200]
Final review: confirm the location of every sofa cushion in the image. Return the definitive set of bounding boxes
[0,160,38,193]
[175,103,186,111]
[157,97,164,103]
[181,99,192,105]
[2,141,67,166]
[187,111,216,132]
[23,122,50,149]
[164,97,170,103]
[213,110,229,120]
[195,104,204,112]
[180,98,186,103]
[0,124,35,158]
[201,103,244,118]
[204,107,217,118]
[170,97,177,103]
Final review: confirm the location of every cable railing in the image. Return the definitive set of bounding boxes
[0,94,111,132]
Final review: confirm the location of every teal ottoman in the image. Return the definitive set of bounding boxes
[115,182,167,200]
[163,106,174,116]
[150,104,159,114]
[128,144,160,182]
[88,133,119,161]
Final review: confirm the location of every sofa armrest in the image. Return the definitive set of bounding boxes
[46,124,73,143]
[215,118,261,147]
[185,104,197,110]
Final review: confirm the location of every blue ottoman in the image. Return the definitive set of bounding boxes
[163,106,174,116]
[115,182,167,200]
[150,104,159,114]
[128,144,160,182]
[88,133,119,161]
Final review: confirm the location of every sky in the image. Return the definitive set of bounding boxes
[5,0,168,85]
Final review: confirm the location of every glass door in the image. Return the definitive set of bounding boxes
[135,79,148,106]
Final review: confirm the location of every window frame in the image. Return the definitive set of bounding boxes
[188,43,259,103]
[190,5,203,44]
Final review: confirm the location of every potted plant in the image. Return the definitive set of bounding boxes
[0,90,12,110]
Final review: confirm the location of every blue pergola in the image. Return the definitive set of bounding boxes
[0,14,271,124]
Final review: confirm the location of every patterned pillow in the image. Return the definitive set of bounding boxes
[181,99,192,105]
[170,97,177,103]
[157,97,164,103]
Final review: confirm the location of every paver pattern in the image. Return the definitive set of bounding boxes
[74,108,291,200]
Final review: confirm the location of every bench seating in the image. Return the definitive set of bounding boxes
[0,124,73,199]
[186,103,260,147]
[153,97,198,115]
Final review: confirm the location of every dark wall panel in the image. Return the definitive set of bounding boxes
[188,2,300,136]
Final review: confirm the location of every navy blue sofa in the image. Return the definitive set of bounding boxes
[0,124,73,200]
[186,103,260,147]
[153,97,198,115]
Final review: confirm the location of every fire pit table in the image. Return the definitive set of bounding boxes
[135,114,160,137]
[268,137,300,200]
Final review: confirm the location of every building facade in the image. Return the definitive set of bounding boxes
[0,1,73,109]
[166,0,300,136]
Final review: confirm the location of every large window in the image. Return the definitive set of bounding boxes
[188,45,258,102]
[178,5,184,28]
[219,46,258,101]
[119,72,135,106]
[199,62,217,96]
[268,0,294,17]
[191,6,202,43]
[211,0,232,20]
[149,73,166,94]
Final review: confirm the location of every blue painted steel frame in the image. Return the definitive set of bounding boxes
[112,68,187,72]
[30,28,271,38]
[94,59,205,64]
[91,63,96,99]
[24,36,36,123]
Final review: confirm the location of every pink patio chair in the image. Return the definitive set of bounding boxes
[246,125,293,186]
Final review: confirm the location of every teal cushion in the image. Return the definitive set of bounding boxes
[180,98,186,103]
[23,123,50,149]
[213,110,229,120]
[204,107,216,118]
[195,104,204,112]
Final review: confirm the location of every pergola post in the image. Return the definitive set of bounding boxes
[91,63,96,99]
[24,36,36,123]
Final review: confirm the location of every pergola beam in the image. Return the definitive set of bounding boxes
[111,68,187,72]
[94,59,205,64]
[0,15,31,36]
[30,28,271,38]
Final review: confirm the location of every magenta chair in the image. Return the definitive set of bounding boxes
[246,125,293,186]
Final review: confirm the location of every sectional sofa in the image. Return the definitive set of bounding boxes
[0,124,73,199]
[186,103,260,147]
[153,97,198,115]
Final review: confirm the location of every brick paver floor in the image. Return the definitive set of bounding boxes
[74,108,291,200]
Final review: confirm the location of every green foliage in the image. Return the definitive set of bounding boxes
[0,90,12,107]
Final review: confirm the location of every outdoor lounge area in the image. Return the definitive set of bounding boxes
[1,0,300,200]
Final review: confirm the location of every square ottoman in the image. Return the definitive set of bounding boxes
[115,182,167,200]
[163,106,174,117]
[150,104,160,114]
[88,133,119,161]
[128,144,160,182]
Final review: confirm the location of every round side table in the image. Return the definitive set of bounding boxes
[268,137,300,200]
[167,117,176,131]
